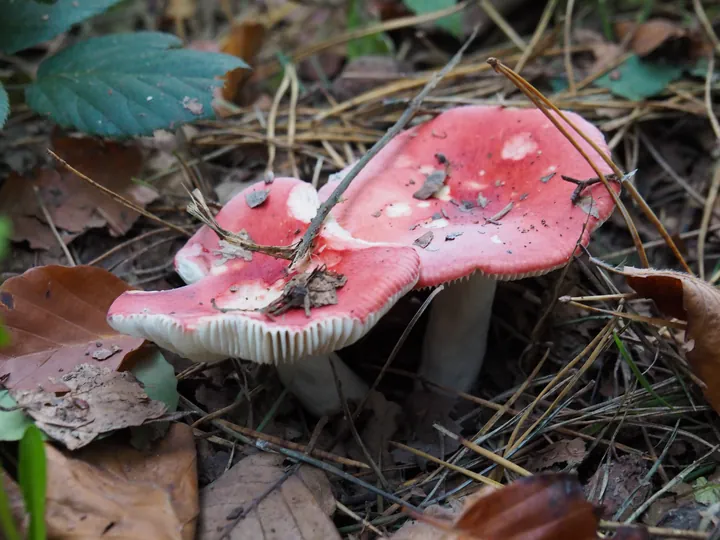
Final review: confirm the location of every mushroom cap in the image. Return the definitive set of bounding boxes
[319,106,618,287]
[109,178,420,364]
[175,177,315,284]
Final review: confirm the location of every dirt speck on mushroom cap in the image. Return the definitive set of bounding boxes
[319,105,618,287]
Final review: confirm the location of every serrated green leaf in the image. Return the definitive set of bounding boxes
[0,0,123,54]
[26,32,249,137]
[594,55,683,101]
[131,348,178,412]
[0,82,8,129]
[19,426,46,540]
[347,0,393,59]
[0,391,33,442]
[404,0,462,38]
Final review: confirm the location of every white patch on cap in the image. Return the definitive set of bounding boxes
[386,202,412,217]
[546,165,557,173]
[393,155,415,168]
[417,202,431,208]
[467,181,482,190]
[419,165,436,175]
[479,170,486,176]
[432,185,452,201]
[491,235,502,244]
[287,182,321,222]
[217,281,285,311]
[501,133,538,161]
[423,218,449,229]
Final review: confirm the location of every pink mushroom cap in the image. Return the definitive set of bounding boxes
[108,178,420,364]
[319,106,618,287]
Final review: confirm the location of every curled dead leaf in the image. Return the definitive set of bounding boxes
[12,363,167,450]
[394,473,600,539]
[615,18,688,57]
[220,20,266,102]
[624,268,720,413]
[0,265,145,393]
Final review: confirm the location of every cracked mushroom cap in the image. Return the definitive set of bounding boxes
[108,178,420,364]
[319,105,617,287]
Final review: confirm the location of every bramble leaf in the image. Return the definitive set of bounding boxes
[26,32,248,137]
[0,0,123,54]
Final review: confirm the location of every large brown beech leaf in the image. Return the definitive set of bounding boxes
[0,265,144,392]
[6,423,198,539]
[624,268,720,413]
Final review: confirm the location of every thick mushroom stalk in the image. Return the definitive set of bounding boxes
[418,275,496,392]
[108,178,419,416]
[319,105,617,394]
[275,353,368,417]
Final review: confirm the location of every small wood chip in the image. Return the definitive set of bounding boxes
[92,344,122,361]
[477,195,489,208]
[413,231,434,249]
[413,170,446,200]
[445,232,463,241]
[245,189,269,208]
[540,172,556,183]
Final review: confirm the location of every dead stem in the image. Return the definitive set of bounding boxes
[291,27,480,265]
[32,185,76,266]
[185,188,294,259]
[389,440,501,488]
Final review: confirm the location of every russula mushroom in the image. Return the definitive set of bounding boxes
[319,105,617,392]
[108,178,420,416]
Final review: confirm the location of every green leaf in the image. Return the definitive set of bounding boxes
[694,477,720,506]
[404,0,461,38]
[0,391,33,442]
[18,426,46,540]
[613,332,672,409]
[0,82,8,129]
[132,348,178,412]
[347,0,393,59]
[0,470,21,540]
[26,32,249,137]
[594,55,683,101]
[0,0,123,54]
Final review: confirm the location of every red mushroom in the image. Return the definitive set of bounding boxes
[319,105,617,392]
[108,178,420,416]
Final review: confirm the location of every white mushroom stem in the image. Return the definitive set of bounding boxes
[275,353,369,417]
[417,275,497,393]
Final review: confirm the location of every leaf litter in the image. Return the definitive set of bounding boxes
[11,363,167,450]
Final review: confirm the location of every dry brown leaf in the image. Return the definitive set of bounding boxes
[0,265,145,392]
[624,268,720,413]
[0,136,156,249]
[220,20,266,102]
[615,18,688,57]
[12,363,167,449]
[585,454,650,521]
[199,452,339,539]
[527,438,586,472]
[395,474,599,540]
[41,423,197,539]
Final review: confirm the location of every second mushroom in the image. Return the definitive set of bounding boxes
[320,105,618,394]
